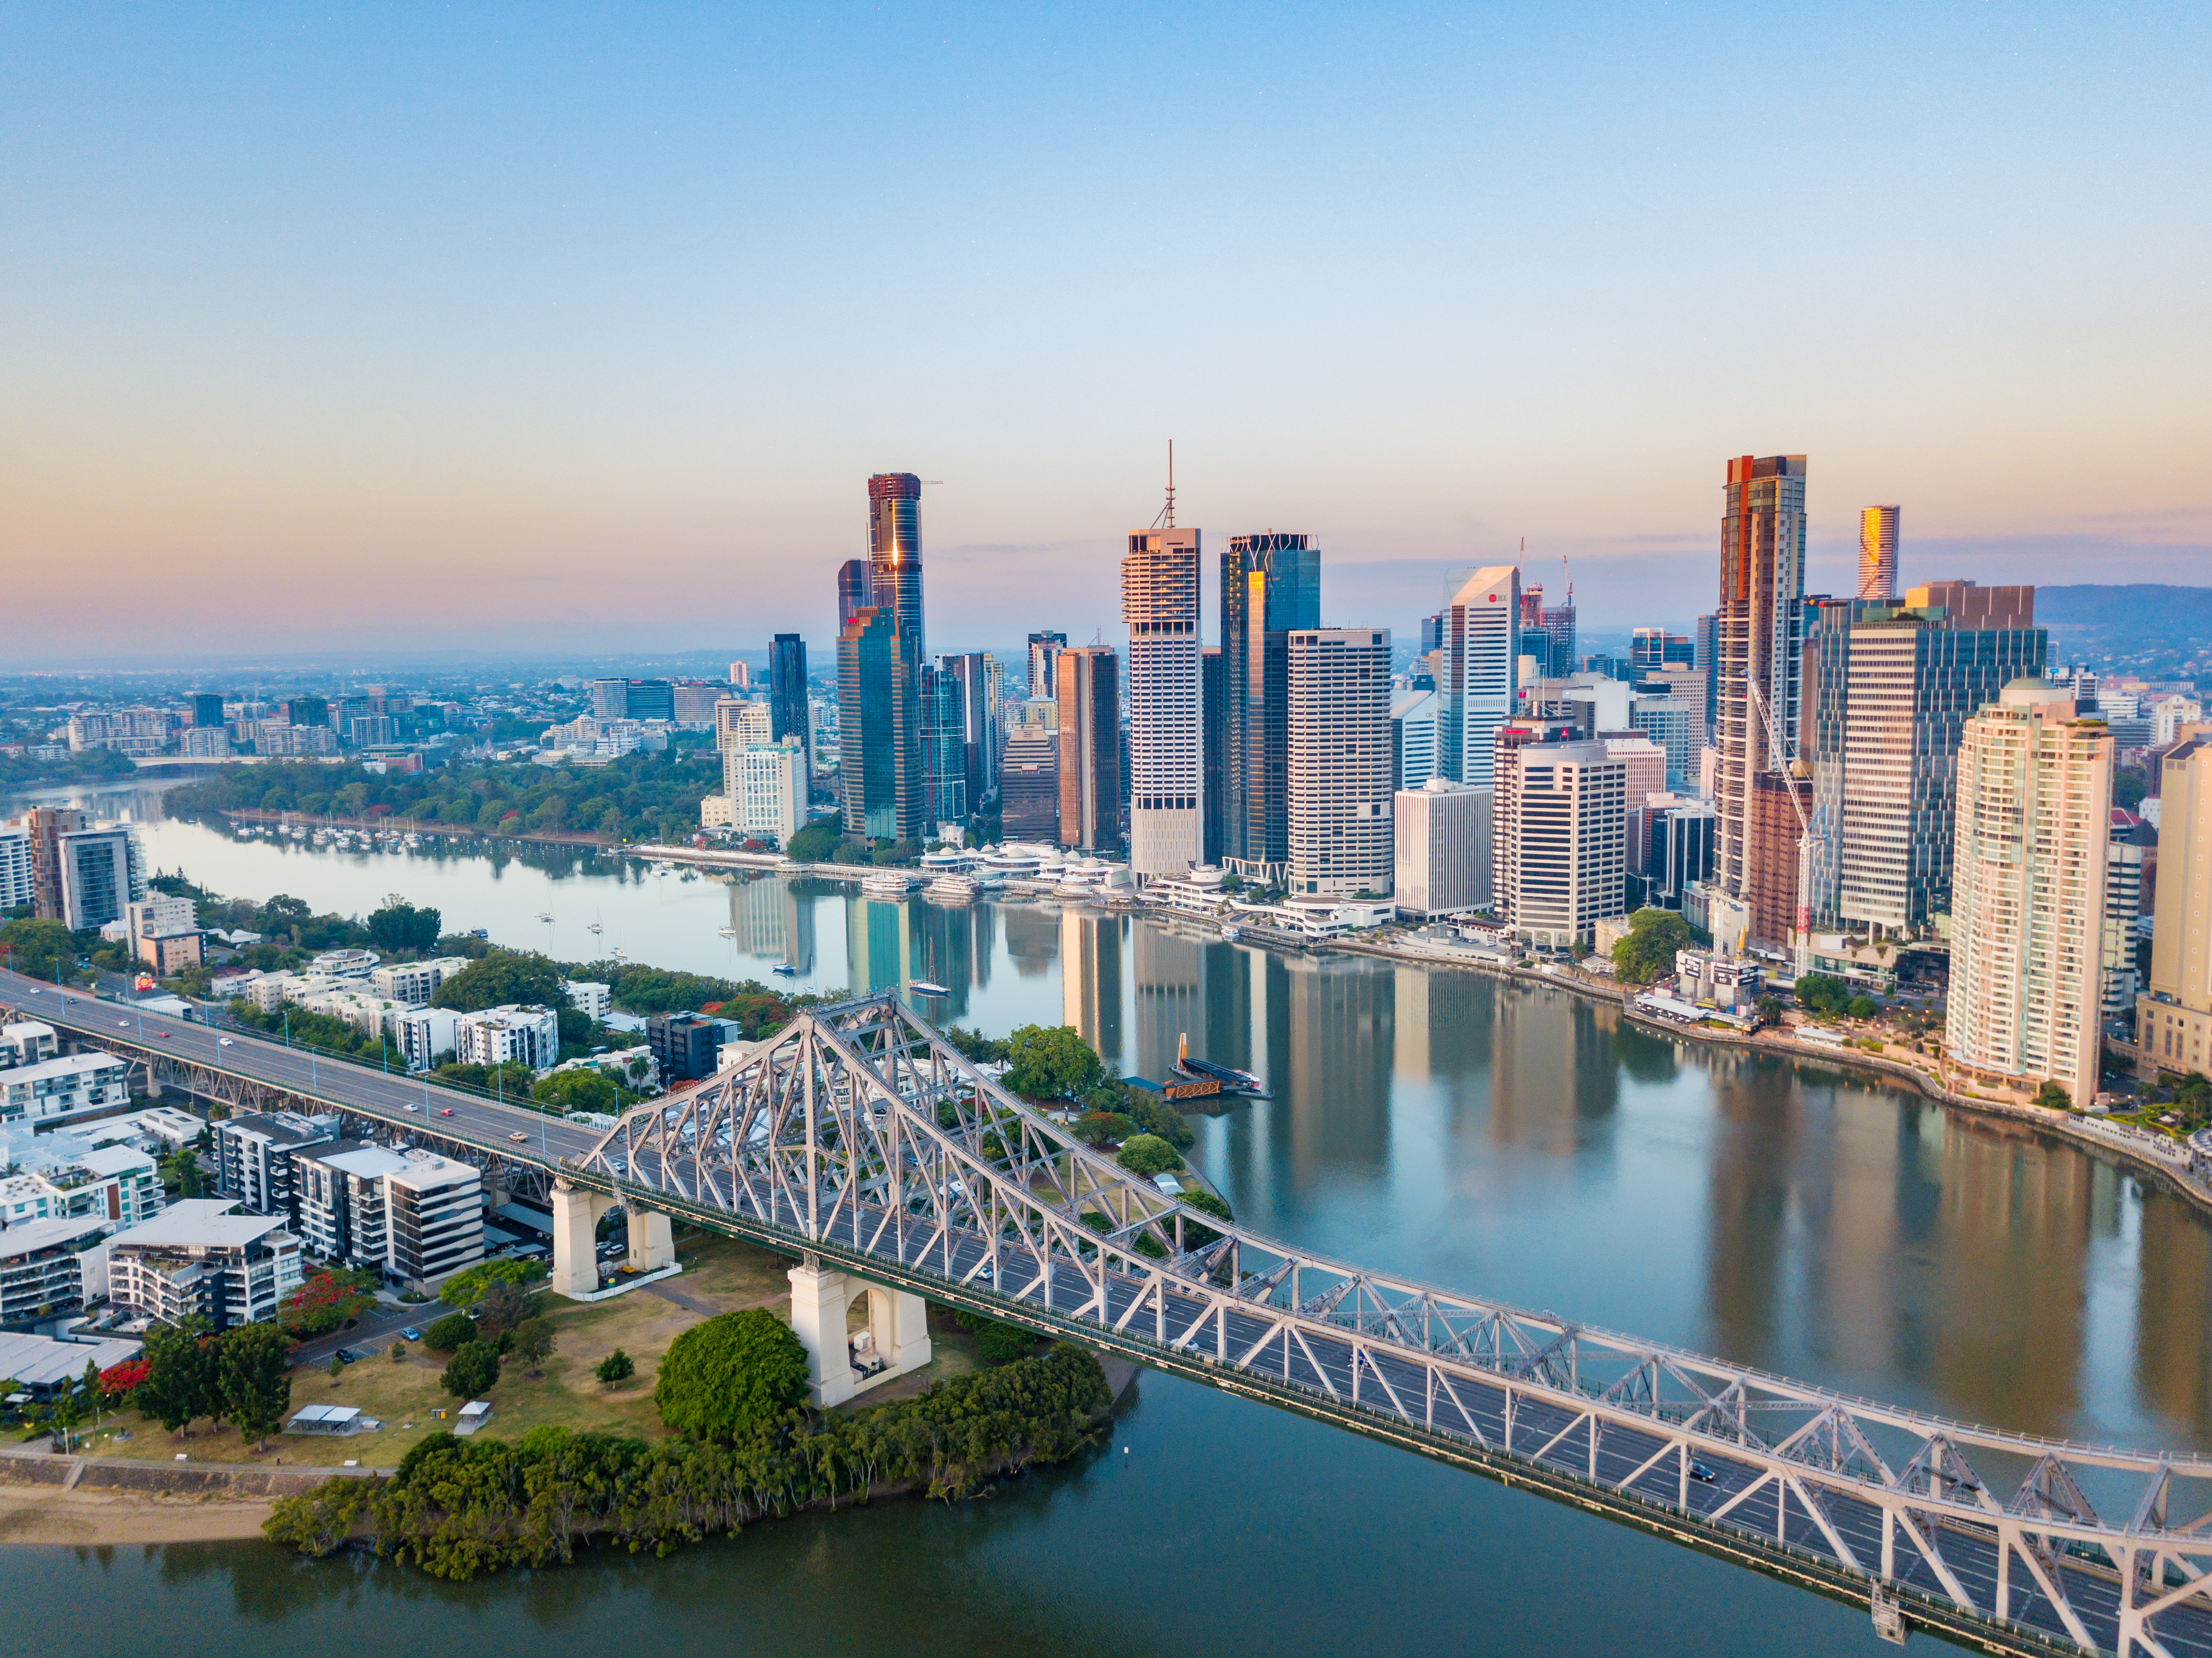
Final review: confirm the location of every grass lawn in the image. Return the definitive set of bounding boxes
[82,1231,991,1467]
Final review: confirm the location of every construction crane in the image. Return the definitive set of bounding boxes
[1743,676,1819,977]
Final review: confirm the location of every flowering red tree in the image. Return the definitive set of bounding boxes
[98,1358,151,1403]
[278,1269,378,1339]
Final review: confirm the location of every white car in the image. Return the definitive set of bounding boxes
[403,1103,418,1112]
[218,1037,233,1047]
[118,1019,130,1028]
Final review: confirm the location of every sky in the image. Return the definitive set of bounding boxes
[3,2,2208,664]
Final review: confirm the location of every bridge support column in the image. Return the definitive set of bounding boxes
[625,1208,675,1273]
[787,1257,855,1408]
[861,1285,931,1373]
[550,1180,615,1299]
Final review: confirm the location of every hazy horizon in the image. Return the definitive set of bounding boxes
[6,3,2206,661]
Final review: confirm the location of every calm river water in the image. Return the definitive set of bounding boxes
[6,780,2211,1657]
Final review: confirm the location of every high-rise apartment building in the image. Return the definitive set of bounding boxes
[1391,687,1440,792]
[1945,683,2110,1107]
[1056,648,1120,852]
[1027,632,1067,702]
[1220,533,1320,864]
[920,664,967,825]
[19,807,88,922]
[1834,584,2044,934]
[2141,731,2212,1076]
[770,634,808,746]
[939,652,997,807]
[1124,525,1203,878]
[1438,566,1520,787]
[1694,611,1719,735]
[717,697,772,750]
[54,825,144,932]
[725,739,808,845]
[1631,630,1696,670]
[1492,723,1626,950]
[1286,629,1392,898]
[1858,505,1901,603]
[837,606,901,840]
[1714,454,1808,947]
[0,825,32,913]
[191,693,226,728]
[2105,828,2148,1017]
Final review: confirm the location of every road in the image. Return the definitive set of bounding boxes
[0,967,598,1168]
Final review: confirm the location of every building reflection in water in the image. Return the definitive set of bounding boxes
[1000,905,1060,978]
[1058,909,1123,1059]
[726,874,815,974]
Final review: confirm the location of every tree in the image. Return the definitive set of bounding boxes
[327,1353,346,1381]
[1115,1134,1184,1178]
[221,1324,295,1448]
[1795,974,1852,1016]
[596,1348,636,1388]
[1001,1025,1104,1100]
[513,1318,556,1374]
[1611,908,1696,986]
[1846,995,1880,1021]
[137,1317,216,1436]
[422,1312,476,1352]
[655,1309,809,1441]
[474,1277,534,1342]
[367,895,442,953]
[160,1146,210,1199]
[431,950,569,1014]
[0,917,80,982]
[785,821,842,863]
[438,1257,547,1308]
[390,1341,408,1363]
[442,1341,502,1399]
[2035,1080,2074,1109]
[952,1308,1036,1363]
[531,1067,623,1116]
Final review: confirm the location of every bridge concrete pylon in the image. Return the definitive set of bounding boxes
[786,1252,931,1408]
[626,1207,675,1273]
[551,1180,616,1297]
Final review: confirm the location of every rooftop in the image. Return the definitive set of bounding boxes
[0,1331,142,1388]
[111,1198,294,1251]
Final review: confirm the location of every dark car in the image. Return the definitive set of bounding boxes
[1689,1461,1718,1484]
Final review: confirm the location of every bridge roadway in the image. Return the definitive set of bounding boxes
[0,967,600,1167]
[11,967,2208,1655]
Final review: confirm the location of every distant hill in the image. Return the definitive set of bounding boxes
[2037,585,2212,635]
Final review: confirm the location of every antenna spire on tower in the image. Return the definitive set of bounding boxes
[1153,440,1176,529]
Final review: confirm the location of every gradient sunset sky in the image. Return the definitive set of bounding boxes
[5,2,2206,662]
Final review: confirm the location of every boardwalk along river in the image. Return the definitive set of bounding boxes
[4,783,2211,1657]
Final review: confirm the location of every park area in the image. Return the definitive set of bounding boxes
[74,1233,996,1468]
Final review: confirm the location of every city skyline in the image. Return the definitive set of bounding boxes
[5,3,2207,661]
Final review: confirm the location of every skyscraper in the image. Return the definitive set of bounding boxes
[1946,683,2111,1107]
[836,560,871,628]
[833,473,929,842]
[1287,628,1392,898]
[1056,648,1120,852]
[770,634,808,746]
[837,606,901,840]
[1026,632,1067,702]
[940,652,996,806]
[1201,646,1225,866]
[920,663,967,826]
[1834,582,2045,933]
[1124,521,1202,878]
[1492,722,1626,951]
[1220,533,1320,866]
[1694,611,1719,735]
[1714,454,1808,944]
[1858,505,1901,602]
[2141,730,2212,1076]
[191,693,226,728]
[1438,566,1519,787]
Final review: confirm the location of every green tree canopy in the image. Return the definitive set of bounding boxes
[1610,908,1696,986]
[137,1317,217,1435]
[595,1348,636,1387]
[432,949,569,1012]
[654,1309,810,1441]
[0,918,79,982]
[442,1341,502,1399]
[367,894,442,953]
[422,1312,477,1352]
[785,821,842,862]
[531,1068,623,1116]
[218,1323,294,1447]
[1115,1134,1185,1178]
[1001,1025,1104,1100]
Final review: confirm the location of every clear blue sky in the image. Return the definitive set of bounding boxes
[4,2,2206,661]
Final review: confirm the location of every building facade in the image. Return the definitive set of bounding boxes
[1945,684,2111,1106]
[1492,725,1627,950]
[1858,504,1901,602]
[0,1052,131,1127]
[1000,733,1059,841]
[2141,732,2212,1076]
[1438,566,1519,787]
[107,1200,304,1330]
[1220,533,1321,864]
[770,633,809,745]
[726,739,808,844]
[213,1111,339,1221]
[57,825,144,932]
[1714,454,1808,941]
[452,1005,560,1071]
[1286,630,1392,898]
[1124,526,1204,878]
[1395,777,1491,916]
[1056,648,1120,853]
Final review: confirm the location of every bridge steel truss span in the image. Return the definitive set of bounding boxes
[575,992,2212,1658]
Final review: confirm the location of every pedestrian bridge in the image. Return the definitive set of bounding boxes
[567,993,2212,1658]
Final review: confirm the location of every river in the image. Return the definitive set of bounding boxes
[7,779,2211,1656]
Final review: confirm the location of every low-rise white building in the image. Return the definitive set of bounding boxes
[299,987,410,1041]
[308,949,380,978]
[0,1137,165,1231]
[1,1021,60,1068]
[393,1006,462,1070]
[0,1215,115,1328]
[370,957,472,1007]
[562,980,612,1022]
[107,1199,304,1330]
[453,1004,561,1071]
[0,1052,132,1127]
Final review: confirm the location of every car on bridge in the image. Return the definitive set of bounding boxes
[439,1108,453,1117]
[509,1131,529,1142]
[1689,1461,1717,1483]
[219,1037,234,1046]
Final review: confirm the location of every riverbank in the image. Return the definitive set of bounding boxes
[205,805,624,852]
[0,1444,372,1544]
[1331,930,2212,1216]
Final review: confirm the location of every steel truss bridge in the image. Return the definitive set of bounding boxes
[574,994,2212,1658]
[13,969,2212,1655]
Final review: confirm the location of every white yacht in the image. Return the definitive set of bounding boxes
[926,873,981,904]
[862,870,923,898]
